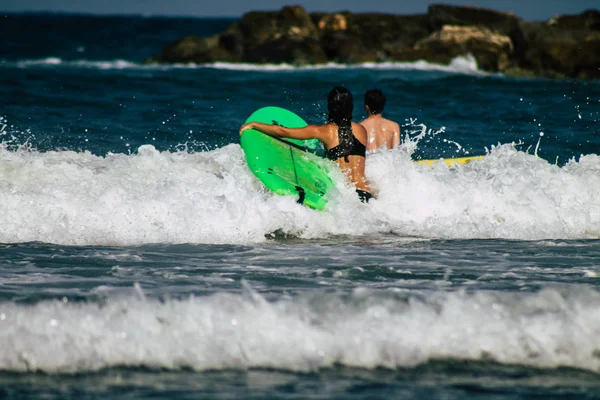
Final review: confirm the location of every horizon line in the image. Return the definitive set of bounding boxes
[1,7,597,22]
[1,10,239,18]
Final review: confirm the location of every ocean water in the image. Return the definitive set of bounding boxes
[1,12,600,400]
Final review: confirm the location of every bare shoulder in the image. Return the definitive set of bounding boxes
[351,121,368,140]
[316,123,339,147]
[352,121,367,132]
[306,123,332,137]
[383,118,401,131]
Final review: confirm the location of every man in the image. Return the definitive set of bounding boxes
[360,89,401,153]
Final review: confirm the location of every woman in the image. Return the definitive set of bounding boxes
[239,87,373,203]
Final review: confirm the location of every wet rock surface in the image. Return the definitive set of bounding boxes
[147,4,600,80]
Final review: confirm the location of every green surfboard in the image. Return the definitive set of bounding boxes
[240,106,335,210]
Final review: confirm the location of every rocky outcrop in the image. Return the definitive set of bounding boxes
[427,4,521,35]
[414,25,514,71]
[516,21,600,79]
[547,9,600,30]
[236,6,327,64]
[310,12,433,63]
[146,4,600,80]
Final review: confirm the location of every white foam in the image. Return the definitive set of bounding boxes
[368,146,600,240]
[0,140,599,245]
[206,54,482,75]
[1,284,600,373]
[7,58,139,70]
[0,55,483,75]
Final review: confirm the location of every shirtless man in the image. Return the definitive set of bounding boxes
[360,89,401,153]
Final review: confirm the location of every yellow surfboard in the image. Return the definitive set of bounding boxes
[416,155,484,168]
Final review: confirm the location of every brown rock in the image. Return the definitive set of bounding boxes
[316,13,348,31]
[316,13,433,63]
[547,10,600,30]
[427,4,521,34]
[414,25,514,71]
[148,34,240,63]
[237,5,327,64]
[518,21,600,79]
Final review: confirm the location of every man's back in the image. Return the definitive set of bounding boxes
[361,115,400,153]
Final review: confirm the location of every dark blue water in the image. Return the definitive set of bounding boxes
[1,13,600,400]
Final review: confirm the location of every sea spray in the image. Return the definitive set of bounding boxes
[1,142,599,245]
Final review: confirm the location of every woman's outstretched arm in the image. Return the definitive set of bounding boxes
[240,122,323,141]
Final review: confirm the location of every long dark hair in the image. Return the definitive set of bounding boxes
[327,86,354,158]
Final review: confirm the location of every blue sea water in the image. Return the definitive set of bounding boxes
[1,12,600,400]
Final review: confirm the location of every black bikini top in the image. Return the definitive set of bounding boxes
[324,133,366,161]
